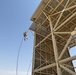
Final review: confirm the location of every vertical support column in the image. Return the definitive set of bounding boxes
[40,36,41,75]
[32,32,36,75]
[49,16,62,75]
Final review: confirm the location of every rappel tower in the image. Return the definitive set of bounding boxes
[30,0,76,75]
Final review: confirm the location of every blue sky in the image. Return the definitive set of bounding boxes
[0,0,41,75]
[0,0,76,75]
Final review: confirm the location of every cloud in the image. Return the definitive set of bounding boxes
[0,70,31,75]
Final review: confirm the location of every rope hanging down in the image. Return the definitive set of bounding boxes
[16,29,34,75]
[16,37,24,75]
[26,60,32,75]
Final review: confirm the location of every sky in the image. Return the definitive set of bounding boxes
[0,0,76,75]
[0,0,41,75]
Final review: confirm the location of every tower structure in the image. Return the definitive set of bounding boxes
[30,0,76,75]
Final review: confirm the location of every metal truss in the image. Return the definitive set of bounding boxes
[30,0,76,75]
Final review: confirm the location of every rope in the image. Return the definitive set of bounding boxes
[26,60,32,75]
[16,29,34,75]
[26,30,33,75]
[26,29,29,33]
[16,37,24,75]
[30,30,34,36]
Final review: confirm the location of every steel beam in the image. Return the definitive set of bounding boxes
[59,55,76,64]
[52,4,76,16]
[35,33,51,48]
[32,33,36,75]
[54,0,70,29]
[58,35,73,60]
[54,12,76,31]
[36,50,46,61]
[54,32,71,34]
[63,64,76,69]
[34,63,56,72]
[60,65,76,75]
[65,5,76,11]
[49,16,62,75]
